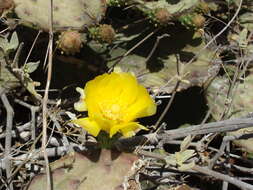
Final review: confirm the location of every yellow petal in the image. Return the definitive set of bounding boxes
[85,72,139,121]
[123,85,156,122]
[72,117,101,136]
[121,124,148,138]
[116,73,139,106]
[85,74,111,117]
[110,122,148,138]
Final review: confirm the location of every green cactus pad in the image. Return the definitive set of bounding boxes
[107,31,220,94]
[206,73,253,120]
[13,0,106,31]
[143,0,198,15]
[27,150,139,190]
[206,73,253,153]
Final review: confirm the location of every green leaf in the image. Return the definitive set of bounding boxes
[180,135,192,152]
[175,150,195,165]
[8,32,19,52]
[238,28,248,48]
[164,154,177,166]
[178,161,195,171]
[0,32,19,54]
[0,65,20,90]
[23,61,40,73]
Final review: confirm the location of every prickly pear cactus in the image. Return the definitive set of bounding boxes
[13,0,107,31]
[27,149,140,190]
[107,31,220,94]
[142,0,199,15]
[206,73,253,120]
[206,73,253,153]
[137,0,201,26]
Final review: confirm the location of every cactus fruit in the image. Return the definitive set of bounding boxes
[154,8,171,25]
[89,24,116,44]
[98,24,116,43]
[57,31,85,55]
[27,149,140,190]
[179,13,206,29]
[191,14,206,28]
[13,0,107,31]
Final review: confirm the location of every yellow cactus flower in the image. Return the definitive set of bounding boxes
[73,71,157,138]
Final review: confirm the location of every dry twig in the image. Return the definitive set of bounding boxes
[0,88,14,190]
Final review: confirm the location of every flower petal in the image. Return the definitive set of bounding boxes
[85,72,139,121]
[123,85,156,122]
[72,117,101,136]
[121,123,148,138]
[74,87,87,112]
[110,122,148,138]
[74,101,87,112]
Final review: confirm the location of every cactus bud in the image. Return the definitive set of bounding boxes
[57,31,84,55]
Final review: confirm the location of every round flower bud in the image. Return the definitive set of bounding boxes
[98,24,116,44]
[155,8,171,25]
[192,14,206,28]
[57,31,84,55]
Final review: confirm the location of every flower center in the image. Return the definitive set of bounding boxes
[100,103,122,122]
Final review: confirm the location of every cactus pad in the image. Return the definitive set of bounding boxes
[13,0,106,31]
[27,150,139,190]
[108,31,220,94]
[206,73,253,153]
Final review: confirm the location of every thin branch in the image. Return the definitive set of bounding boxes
[49,114,70,148]
[145,34,170,63]
[109,29,158,72]
[42,0,54,190]
[158,117,253,143]
[138,150,253,190]
[0,122,31,139]
[0,143,87,170]
[193,165,253,190]
[24,31,42,66]
[1,88,14,190]
[209,132,253,169]
[154,55,182,130]
[14,99,39,141]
